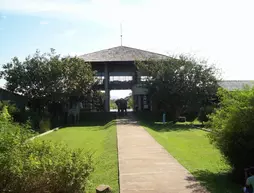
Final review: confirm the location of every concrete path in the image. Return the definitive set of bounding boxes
[117,118,208,193]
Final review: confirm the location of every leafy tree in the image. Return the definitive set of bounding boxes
[1,49,95,103]
[124,93,134,109]
[61,56,95,96]
[110,99,117,110]
[208,87,254,182]
[136,55,219,120]
[93,91,105,111]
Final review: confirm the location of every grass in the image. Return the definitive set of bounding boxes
[41,121,119,193]
[141,121,242,193]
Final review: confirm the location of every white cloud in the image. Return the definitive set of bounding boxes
[1,0,254,80]
[39,21,48,25]
[0,0,123,25]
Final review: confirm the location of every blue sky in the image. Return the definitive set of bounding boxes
[1,0,254,98]
[0,11,118,63]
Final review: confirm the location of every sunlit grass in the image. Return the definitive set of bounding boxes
[41,121,119,193]
[142,122,241,193]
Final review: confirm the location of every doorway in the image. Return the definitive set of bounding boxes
[110,89,133,112]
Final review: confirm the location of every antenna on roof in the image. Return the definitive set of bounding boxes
[120,23,123,46]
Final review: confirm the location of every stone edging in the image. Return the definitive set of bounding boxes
[200,128,211,132]
[29,127,60,141]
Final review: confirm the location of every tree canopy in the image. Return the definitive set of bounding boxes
[1,49,95,101]
[136,55,220,119]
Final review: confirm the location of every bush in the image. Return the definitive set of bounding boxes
[39,111,52,133]
[0,121,94,193]
[183,111,198,122]
[0,105,12,122]
[16,111,49,132]
[198,105,214,124]
[0,101,19,116]
[39,118,51,133]
[208,87,254,182]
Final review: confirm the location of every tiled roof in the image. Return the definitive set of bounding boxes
[79,46,169,62]
[219,80,254,90]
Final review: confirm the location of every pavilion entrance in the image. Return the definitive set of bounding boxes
[79,46,168,112]
[110,89,133,112]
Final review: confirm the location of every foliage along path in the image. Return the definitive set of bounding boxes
[116,117,208,193]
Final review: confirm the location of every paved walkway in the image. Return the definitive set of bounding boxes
[117,118,208,193]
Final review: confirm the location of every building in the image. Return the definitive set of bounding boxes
[219,80,254,91]
[79,46,254,112]
[0,88,28,109]
[79,46,168,112]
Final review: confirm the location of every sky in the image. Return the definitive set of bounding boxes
[0,0,254,99]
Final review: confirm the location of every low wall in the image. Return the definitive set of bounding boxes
[79,112,117,123]
[133,112,165,122]
[134,111,198,123]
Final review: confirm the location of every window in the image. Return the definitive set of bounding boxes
[110,76,133,82]
[141,76,152,82]
[94,76,104,84]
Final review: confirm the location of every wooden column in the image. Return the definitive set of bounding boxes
[104,63,110,112]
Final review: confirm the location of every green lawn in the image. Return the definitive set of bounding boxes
[142,122,241,193]
[41,121,119,193]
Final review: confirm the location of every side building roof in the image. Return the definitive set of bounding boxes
[219,80,254,91]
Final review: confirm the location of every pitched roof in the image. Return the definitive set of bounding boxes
[79,46,169,62]
[219,80,254,90]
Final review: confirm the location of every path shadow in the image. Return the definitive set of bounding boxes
[185,170,241,193]
[183,175,208,193]
[140,121,198,132]
[115,114,204,132]
[59,120,117,131]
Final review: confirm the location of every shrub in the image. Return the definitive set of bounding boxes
[177,116,186,122]
[0,122,94,193]
[0,105,12,122]
[39,118,51,133]
[0,101,19,116]
[39,111,52,133]
[198,105,214,124]
[208,87,254,182]
[183,110,198,122]
[31,112,42,131]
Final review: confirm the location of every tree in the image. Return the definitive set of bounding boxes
[110,99,117,109]
[198,105,215,124]
[61,56,95,97]
[208,87,254,182]
[1,49,95,105]
[136,55,219,120]
[124,93,133,109]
